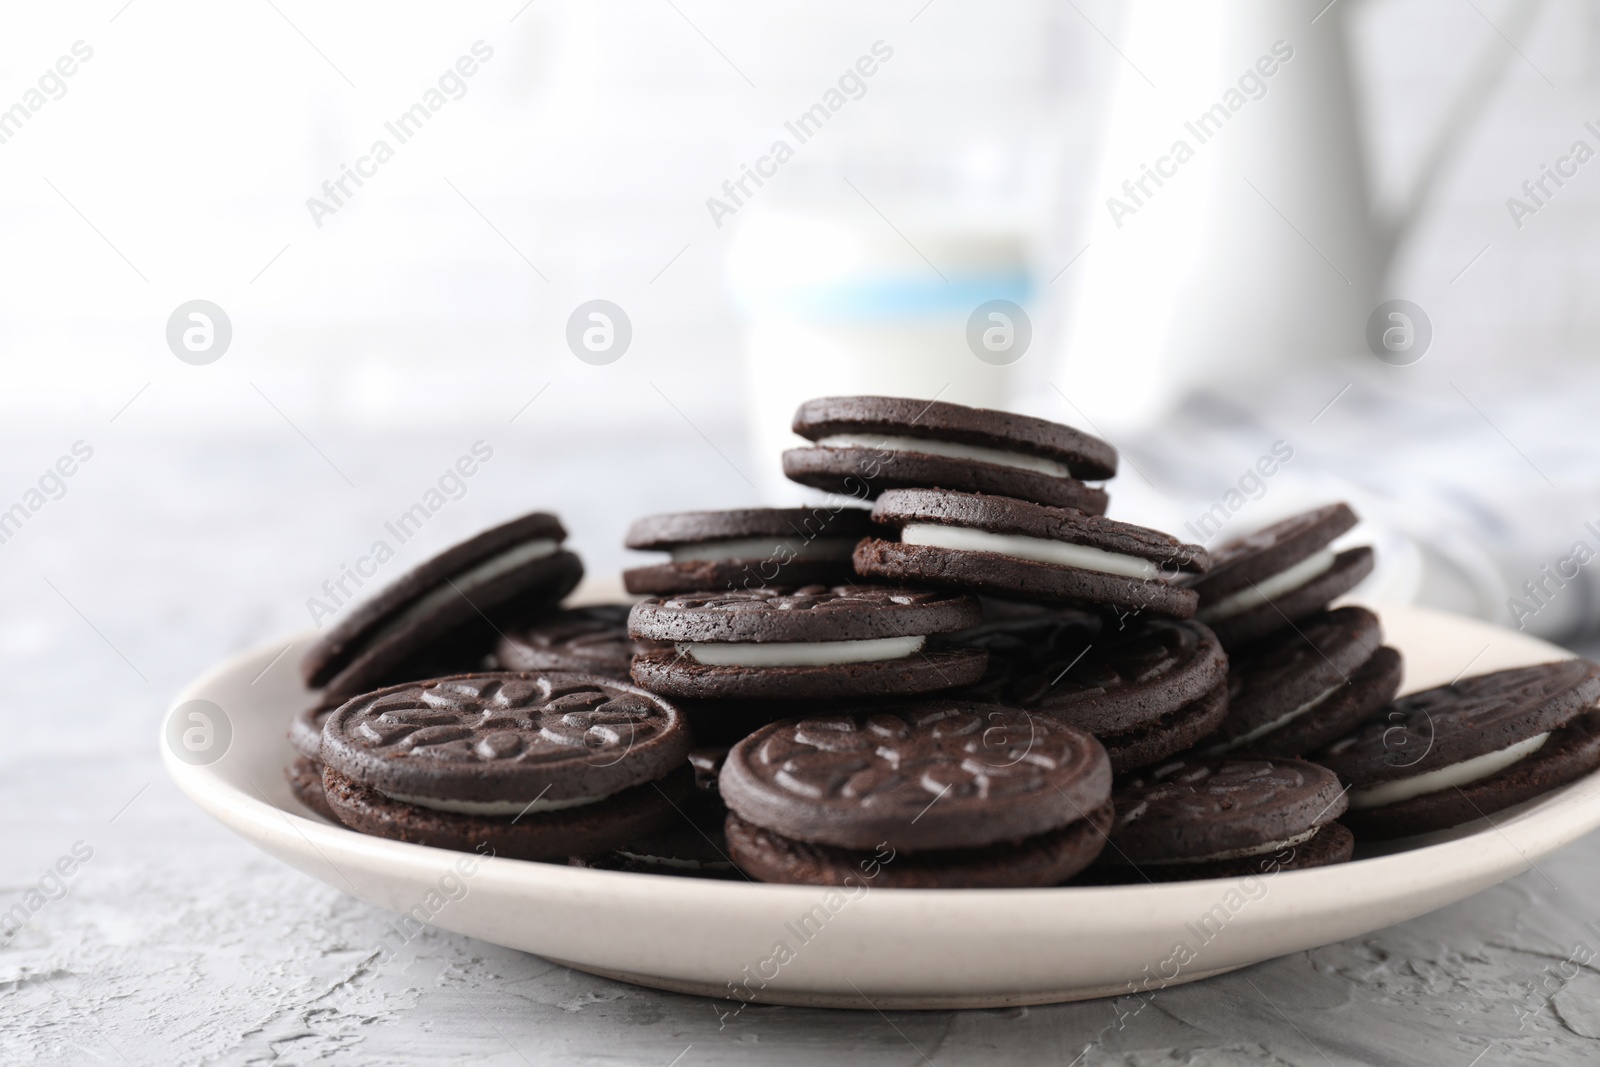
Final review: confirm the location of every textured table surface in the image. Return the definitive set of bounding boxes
[4,430,1600,1067]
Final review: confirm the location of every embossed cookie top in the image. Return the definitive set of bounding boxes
[718,702,1111,851]
[1110,759,1346,861]
[628,585,982,643]
[321,672,690,801]
[497,605,661,678]
[962,614,1225,732]
[1318,660,1600,786]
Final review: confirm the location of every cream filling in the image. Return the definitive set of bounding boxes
[1205,683,1344,755]
[814,433,1072,479]
[667,536,857,563]
[1140,826,1322,866]
[613,849,734,871]
[384,791,603,816]
[1198,549,1337,622]
[680,634,925,667]
[900,523,1159,580]
[372,539,560,639]
[1348,732,1551,810]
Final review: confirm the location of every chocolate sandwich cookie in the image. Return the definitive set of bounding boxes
[495,604,663,680]
[624,507,875,595]
[1088,759,1352,883]
[783,396,1116,513]
[568,819,740,879]
[284,700,340,820]
[1203,607,1403,758]
[720,703,1114,888]
[958,610,1229,771]
[858,489,1208,617]
[1187,503,1374,649]
[1316,660,1600,839]
[628,586,987,701]
[320,672,692,860]
[303,512,584,704]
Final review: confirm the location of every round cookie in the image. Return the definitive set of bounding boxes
[720,703,1111,852]
[783,396,1115,512]
[859,489,1207,617]
[320,672,691,860]
[496,605,663,680]
[957,611,1229,771]
[623,507,874,595]
[1316,660,1600,839]
[628,586,987,701]
[286,756,338,821]
[1091,758,1351,882]
[1203,607,1393,757]
[720,703,1113,887]
[302,512,584,703]
[1187,503,1372,649]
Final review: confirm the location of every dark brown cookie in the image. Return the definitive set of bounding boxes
[783,396,1116,511]
[569,802,740,878]
[1080,821,1353,883]
[1231,647,1403,759]
[859,489,1206,616]
[1205,608,1384,753]
[629,646,988,701]
[719,703,1112,852]
[724,802,1113,888]
[323,764,690,861]
[1099,683,1230,773]
[624,507,874,595]
[495,605,662,679]
[1339,712,1600,839]
[321,673,691,803]
[1189,504,1358,603]
[285,756,338,821]
[1201,548,1375,650]
[302,511,584,703]
[628,585,982,643]
[1317,660,1600,786]
[289,701,337,761]
[1107,758,1348,864]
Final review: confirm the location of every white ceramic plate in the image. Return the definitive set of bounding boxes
[163,600,1600,1010]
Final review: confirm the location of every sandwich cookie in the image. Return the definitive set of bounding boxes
[720,703,1114,888]
[958,611,1229,771]
[495,604,663,680]
[571,746,740,878]
[1186,503,1374,649]
[1089,759,1353,883]
[284,700,340,821]
[628,586,986,700]
[624,507,875,595]
[857,489,1208,617]
[782,396,1116,513]
[320,672,692,860]
[302,512,584,704]
[1204,607,1403,758]
[1316,660,1600,839]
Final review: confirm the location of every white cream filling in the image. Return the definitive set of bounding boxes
[815,433,1072,479]
[1140,826,1322,866]
[373,539,560,640]
[384,791,603,816]
[667,536,857,563]
[900,523,1159,580]
[1348,732,1551,810]
[680,634,925,667]
[1198,549,1338,622]
[1205,683,1344,755]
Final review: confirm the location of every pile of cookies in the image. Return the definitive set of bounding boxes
[285,396,1600,888]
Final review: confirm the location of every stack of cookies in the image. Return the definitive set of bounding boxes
[282,393,1600,891]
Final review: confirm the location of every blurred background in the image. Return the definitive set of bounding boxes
[4,0,1600,756]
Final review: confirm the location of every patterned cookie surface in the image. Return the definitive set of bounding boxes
[496,605,661,679]
[321,672,689,802]
[719,702,1111,851]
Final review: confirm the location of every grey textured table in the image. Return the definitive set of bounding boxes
[4,429,1600,1066]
